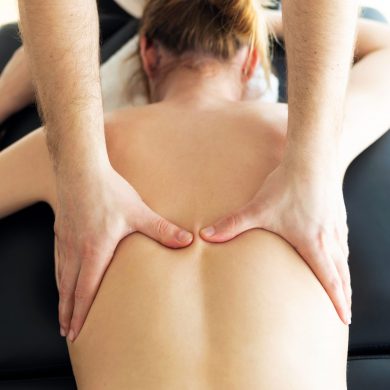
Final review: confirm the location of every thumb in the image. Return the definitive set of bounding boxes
[200,202,261,243]
[135,204,193,248]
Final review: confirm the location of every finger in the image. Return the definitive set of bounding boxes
[301,237,350,326]
[135,204,193,248]
[55,239,67,337]
[67,253,112,343]
[58,258,80,337]
[334,227,351,320]
[57,243,67,286]
[333,244,352,323]
[200,202,261,242]
[337,225,349,261]
[54,237,62,289]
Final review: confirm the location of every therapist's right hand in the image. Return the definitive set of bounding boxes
[55,164,194,343]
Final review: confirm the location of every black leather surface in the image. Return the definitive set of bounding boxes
[0,376,76,389]
[0,204,72,379]
[347,356,390,390]
[344,131,390,356]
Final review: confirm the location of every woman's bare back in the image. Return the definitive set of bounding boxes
[66,101,348,389]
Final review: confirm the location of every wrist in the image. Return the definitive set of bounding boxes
[281,144,345,184]
[285,104,346,163]
[55,147,110,174]
[44,111,107,169]
[45,129,110,177]
[54,152,112,192]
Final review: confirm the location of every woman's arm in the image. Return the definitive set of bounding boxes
[341,19,390,170]
[0,46,35,124]
[0,127,55,218]
[266,11,390,171]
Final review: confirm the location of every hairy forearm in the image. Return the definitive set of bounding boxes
[282,0,359,169]
[18,0,107,172]
[266,12,390,175]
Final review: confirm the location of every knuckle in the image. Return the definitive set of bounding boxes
[58,282,73,300]
[74,286,89,303]
[328,277,341,292]
[225,214,240,231]
[79,240,100,262]
[300,231,321,257]
[315,229,328,250]
[156,218,171,236]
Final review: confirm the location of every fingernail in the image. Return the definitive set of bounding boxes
[68,329,75,343]
[201,226,215,237]
[346,311,352,325]
[177,230,193,243]
[60,327,66,337]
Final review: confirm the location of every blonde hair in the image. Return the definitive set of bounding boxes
[131,0,272,101]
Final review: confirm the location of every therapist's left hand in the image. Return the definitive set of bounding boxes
[200,161,352,326]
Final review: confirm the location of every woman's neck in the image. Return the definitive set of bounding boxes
[151,65,244,109]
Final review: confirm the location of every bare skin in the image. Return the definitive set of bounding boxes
[200,1,359,326]
[15,0,357,341]
[18,0,193,344]
[0,16,390,389]
[67,100,350,389]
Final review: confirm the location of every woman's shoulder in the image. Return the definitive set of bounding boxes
[104,105,152,144]
[103,103,172,168]
[104,104,165,134]
[103,100,289,156]
[241,100,288,129]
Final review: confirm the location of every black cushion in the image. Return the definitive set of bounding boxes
[0,204,72,381]
[347,356,390,390]
[345,131,390,357]
[0,377,76,389]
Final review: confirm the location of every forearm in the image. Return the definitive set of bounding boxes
[18,0,107,173]
[282,0,358,169]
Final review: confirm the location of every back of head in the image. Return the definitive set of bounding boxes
[140,0,271,78]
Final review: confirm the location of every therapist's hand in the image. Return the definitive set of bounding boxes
[200,161,352,326]
[55,164,193,343]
